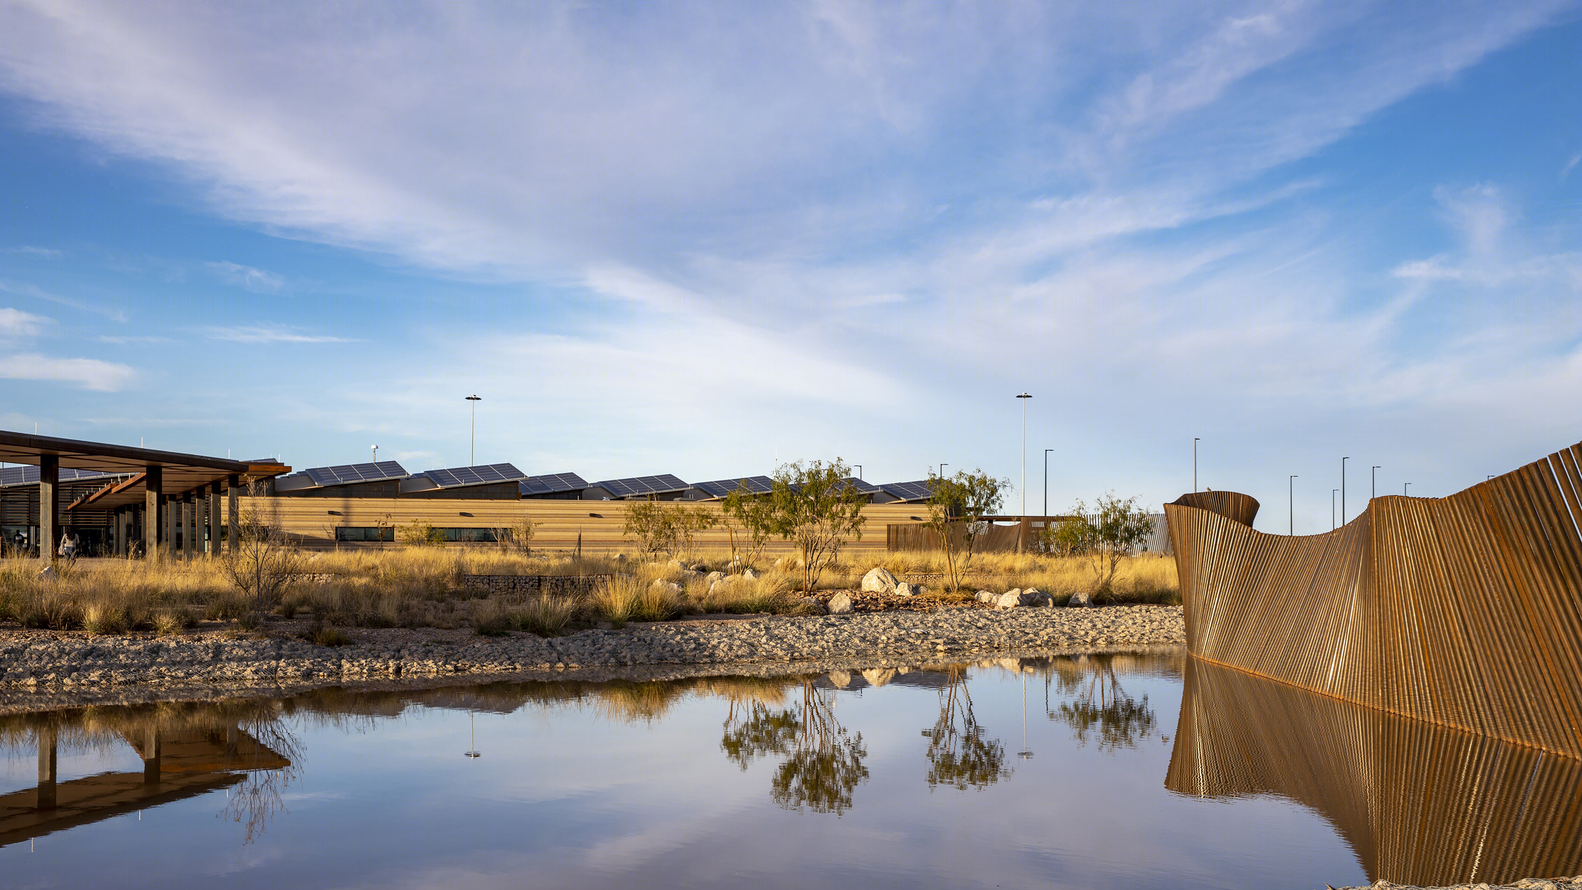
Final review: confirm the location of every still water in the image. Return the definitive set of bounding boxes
[0,652,1576,889]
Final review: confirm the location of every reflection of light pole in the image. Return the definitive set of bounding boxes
[1331,489,1338,531]
[464,711,481,759]
[465,395,481,466]
[1018,671,1033,760]
[1289,475,1297,535]
[1193,438,1200,492]
[1043,448,1053,519]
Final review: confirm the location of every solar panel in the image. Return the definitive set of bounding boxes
[880,480,936,502]
[518,472,588,497]
[303,461,408,487]
[592,474,689,498]
[0,466,121,487]
[835,477,881,495]
[690,476,775,499]
[419,463,526,489]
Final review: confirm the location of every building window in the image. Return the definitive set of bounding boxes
[335,527,395,542]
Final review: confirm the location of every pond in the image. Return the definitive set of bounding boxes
[0,652,1576,889]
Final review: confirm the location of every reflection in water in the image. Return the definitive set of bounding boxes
[1167,657,1582,887]
[1042,654,1159,750]
[922,666,1008,790]
[0,701,300,848]
[720,678,869,815]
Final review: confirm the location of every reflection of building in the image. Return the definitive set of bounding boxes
[1166,658,1582,887]
[0,721,290,848]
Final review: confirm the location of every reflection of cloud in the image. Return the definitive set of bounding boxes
[0,352,136,391]
[206,260,285,292]
[205,325,352,344]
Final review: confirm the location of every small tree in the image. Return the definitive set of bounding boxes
[676,506,716,564]
[500,518,536,556]
[721,483,776,571]
[768,459,867,592]
[923,469,1008,592]
[400,519,445,547]
[623,500,680,557]
[220,479,302,623]
[1048,493,1155,597]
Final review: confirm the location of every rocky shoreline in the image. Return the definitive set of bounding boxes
[0,604,1185,708]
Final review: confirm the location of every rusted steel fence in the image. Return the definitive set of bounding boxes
[1164,440,1582,757]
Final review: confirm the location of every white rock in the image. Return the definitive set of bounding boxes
[691,563,707,572]
[612,553,627,562]
[994,591,1022,609]
[861,668,895,687]
[828,592,854,615]
[37,565,59,581]
[705,571,726,585]
[976,590,996,604]
[742,569,759,580]
[894,582,914,597]
[860,567,898,594]
[1020,587,1052,607]
[651,579,682,594]
[1068,591,1093,607]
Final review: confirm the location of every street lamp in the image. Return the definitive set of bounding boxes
[1331,488,1338,531]
[939,463,947,478]
[1404,482,1411,496]
[1289,475,1297,535]
[371,444,379,463]
[1016,393,1031,517]
[855,464,862,480]
[1372,466,1380,501]
[1341,457,1349,525]
[465,395,481,466]
[1043,448,1053,519]
[1193,438,1200,492]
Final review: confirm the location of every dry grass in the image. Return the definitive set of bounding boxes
[0,543,1177,639]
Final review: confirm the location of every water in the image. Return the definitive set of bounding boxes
[0,653,1575,889]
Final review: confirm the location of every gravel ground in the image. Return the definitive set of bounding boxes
[0,603,1184,695]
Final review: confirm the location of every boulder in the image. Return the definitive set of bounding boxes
[994,591,1023,609]
[975,590,996,604]
[691,563,708,573]
[799,596,822,611]
[860,567,898,594]
[705,571,726,586]
[828,670,852,688]
[1020,587,1052,607]
[828,592,854,615]
[1067,591,1093,607]
[742,569,759,580]
[894,582,914,597]
[667,559,685,572]
[37,565,59,581]
[612,553,627,563]
[651,579,682,594]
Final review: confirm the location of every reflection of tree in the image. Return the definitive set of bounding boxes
[222,705,306,845]
[922,666,1008,790]
[719,678,869,815]
[1044,654,1156,751]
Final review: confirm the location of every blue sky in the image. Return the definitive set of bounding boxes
[0,0,1579,534]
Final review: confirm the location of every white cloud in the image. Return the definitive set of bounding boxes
[206,260,284,292]
[0,353,136,390]
[0,278,126,322]
[0,245,62,258]
[0,306,46,338]
[204,325,352,344]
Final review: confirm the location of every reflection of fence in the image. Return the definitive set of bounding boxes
[1168,657,1582,887]
[1165,440,1582,757]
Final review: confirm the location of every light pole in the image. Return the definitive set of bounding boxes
[371,444,379,463]
[1372,466,1380,502]
[855,464,862,480]
[1017,393,1031,517]
[465,395,481,466]
[1289,475,1297,535]
[1404,482,1411,496]
[1341,457,1349,525]
[1043,448,1053,519]
[1193,438,1200,492]
[1331,488,1338,530]
[939,463,947,478]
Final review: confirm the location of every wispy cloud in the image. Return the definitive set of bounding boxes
[0,278,127,322]
[0,245,62,258]
[0,306,46,338]
[205,260,284,292]
[0,353,136,390]
[204,325,352,344]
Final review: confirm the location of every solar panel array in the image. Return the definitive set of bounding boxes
[0,466,122,487]
[834,477,882,496]
[303,461,409,488]
[690,476,775,499]
[880,480,936,502]
[593,474,690,498]
[518,472,589,497]
[419,463,526,489]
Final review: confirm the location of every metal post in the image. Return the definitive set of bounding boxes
[1044,448,1053,520]
[1341,456,1349,525]
[1331,489,1338,531]
[1016,392,1031,551]
[1193,438,1199,493]
[1404,482,1410,496]
[1372,466,1380,502]
[855,464,861,480]
[1289,475,1297,535]
[466,394,481,466]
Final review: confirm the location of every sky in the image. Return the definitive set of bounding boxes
[0,0,1579,534]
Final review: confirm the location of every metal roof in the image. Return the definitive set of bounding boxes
[590,474,690,498]
[518,472,589,497]
[0,466,126,488]
[689,476,775,499]
[401,463,525,493]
